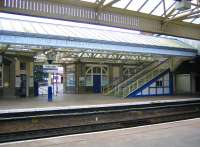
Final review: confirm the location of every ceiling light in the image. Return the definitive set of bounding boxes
[175,0,191,11]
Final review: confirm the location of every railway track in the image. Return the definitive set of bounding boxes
[0,99,200,143]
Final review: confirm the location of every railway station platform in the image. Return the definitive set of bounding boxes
[0,94,199,111]
[0,1,199,146]
[1,118,200,147]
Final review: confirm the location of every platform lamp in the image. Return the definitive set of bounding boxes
[45,51,56,64]
[174,0,192,10]
[45,50,57,101]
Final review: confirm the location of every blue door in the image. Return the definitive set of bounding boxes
[93,75,101,93]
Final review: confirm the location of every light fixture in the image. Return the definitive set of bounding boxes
[175,0,191,11]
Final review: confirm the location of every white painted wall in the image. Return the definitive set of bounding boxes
[176,74,191,94]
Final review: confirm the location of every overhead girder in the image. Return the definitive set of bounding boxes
[59,54,154,64]
[0,44,9,53]
[0,0,199,40]
[70,57,150,64]
[4,45,159,64]
[164,8,200,23]
[57,48,155,61]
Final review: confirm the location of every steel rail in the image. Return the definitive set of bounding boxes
[0,99,199,143]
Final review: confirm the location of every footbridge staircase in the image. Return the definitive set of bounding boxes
[103,58,187,98]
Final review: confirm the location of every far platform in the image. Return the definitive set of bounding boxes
[1,118,200,147]
[0,94,200,112]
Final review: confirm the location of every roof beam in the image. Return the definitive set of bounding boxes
[97,0,121,11]
[163,8,176,19]
[149,0,163,15]
[124,0,133,9]
[96,0,106,11]
[0,0,199,40]
[164,9,200,23]
[187,14,200,19]
[162,0,166,17]
[161,1,176,17]
[104,0,121,7]
[137,0,149,12]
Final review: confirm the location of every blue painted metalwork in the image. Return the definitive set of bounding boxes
[127,69,172,98]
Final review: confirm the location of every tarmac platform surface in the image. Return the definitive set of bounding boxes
[1,118,200,147]
[0,94,199,112]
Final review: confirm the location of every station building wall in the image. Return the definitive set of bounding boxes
[174,56,200,95]
[0,55,34,98]
[64,62,140,94]
[63,57,200,96]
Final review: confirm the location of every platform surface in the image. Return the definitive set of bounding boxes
[1,118,200,147]
[0,94,200,112]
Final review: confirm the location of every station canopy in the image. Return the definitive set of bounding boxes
[0,13,198,64]
[82,0,200,24]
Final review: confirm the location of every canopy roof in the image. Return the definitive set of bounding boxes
[0,14,197,58]
[0,16,195,50]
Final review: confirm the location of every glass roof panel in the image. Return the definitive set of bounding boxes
[97,30,117,41]
[87,29,110,40]
[31,23,48,35]
[11,20,26,33]
[183,18,194,22]
[81,0,96,3]
[0,19,14,31]
[126,0,147,11]
[164,0,175,10]
[75,27,99,40]
[151,2,164,16]
[104,0,114,5]
[112,0,131,9]
[79,0,198,25]
[47,24,67,36]
[106,31,126,42]
[139,0,161,14]
[162,1,175,16]
[192,18,200,24]
[56,26,71,37]
[20,21,37,34]
[192,0,198,4]
[39,24,56,35]
[66,27,85,38]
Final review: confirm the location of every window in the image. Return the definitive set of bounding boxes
[20,62,26,70]
[156,80,163,87]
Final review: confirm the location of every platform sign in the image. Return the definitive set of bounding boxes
[43,65,58,73]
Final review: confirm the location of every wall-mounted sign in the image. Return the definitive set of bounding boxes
[29,77,33,87]
[67,73,75,86]
[79,77,85,86]
[43,65,58,73]
[20,70,26,74]
[15,76,21,88]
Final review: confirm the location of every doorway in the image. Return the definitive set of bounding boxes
[85,65,108,93]
[93,75,101,93]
